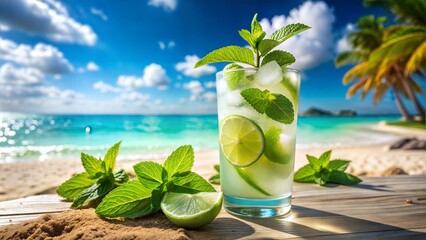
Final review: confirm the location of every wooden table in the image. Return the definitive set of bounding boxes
[1,175,425,239]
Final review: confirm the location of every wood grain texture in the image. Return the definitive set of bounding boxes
[1,175,425,239]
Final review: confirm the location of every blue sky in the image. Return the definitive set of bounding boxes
[0,0,414,115]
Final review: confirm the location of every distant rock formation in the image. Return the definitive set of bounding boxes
[338,110,357,116]
[302,107,334,116]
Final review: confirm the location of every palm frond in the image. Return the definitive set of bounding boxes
[406,41,426,74]
[335,51,368,67]
[346,78,368,98]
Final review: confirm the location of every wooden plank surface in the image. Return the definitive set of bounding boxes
[1,175,425,239]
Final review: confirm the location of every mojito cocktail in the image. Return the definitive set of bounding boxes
[216,65,300,217]
[193,14,309,218]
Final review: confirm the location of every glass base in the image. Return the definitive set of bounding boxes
[223,194,292,218]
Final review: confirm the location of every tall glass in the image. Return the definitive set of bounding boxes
[216,67,300,218]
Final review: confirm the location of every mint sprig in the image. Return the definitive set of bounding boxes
[241,88,294,124]
[194,14,310,69]
[209,164,220,185]
[57,141,129,208]
[294,150,362,186]
[96,145,216,219]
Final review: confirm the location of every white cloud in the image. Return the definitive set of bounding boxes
[158,40,175,50]
[148,0,177,11]
[119,91,150,105]
[179,98,186,104]
[0,23,10,31]
[259,1,335,70]
[91,7,108,21]
[93,81,121,93]
[117,75,144,89]
[0,63,44,85]
[155,99,163,105]
[336,23,355,53]
[176,55,217,78]
[204,81,216,89]
[183,80,216,102]
[86,61,100,71]
[142,63,170,87]
[0,0,97,45]
[0,37,74,74]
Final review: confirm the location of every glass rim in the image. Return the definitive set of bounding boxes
[216,67,301,75]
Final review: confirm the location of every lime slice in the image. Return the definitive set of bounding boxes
[264,126,292,164]
[219,115,264,167]
[161,192,223,229]
[223,64,245,90]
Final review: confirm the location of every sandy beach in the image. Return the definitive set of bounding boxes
[1,123,425,202]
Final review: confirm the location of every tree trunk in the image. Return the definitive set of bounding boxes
[395,65,425,122]
[392,86,413,121]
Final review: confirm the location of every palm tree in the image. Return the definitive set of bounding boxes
[364,0,425,121]
[335,16,414,120]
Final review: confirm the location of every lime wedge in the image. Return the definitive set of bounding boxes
[219,115,264,167]
[161,192,223,229]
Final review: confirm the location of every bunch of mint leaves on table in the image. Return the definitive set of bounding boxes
[57,142,222,229]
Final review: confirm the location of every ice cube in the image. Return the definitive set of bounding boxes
[254,61,283,86]
[227,89,245,106]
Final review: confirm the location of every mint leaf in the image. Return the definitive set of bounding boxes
[104,141,121,172]
[96,180,152,218]
[223,63,245,90]
[258,39,280,56]
[319,150,332,168]
[294,165,315,183]
[209,174,220,184]
[306,155,320,171]
[57,172,96,200]
[114,169,129,185]
[239,29,256,48]
[214,164,220,172]
[327,160,350,171]
[270,23,311,43]
[265,93,294,124]
[261,50,295,67]
[163,145,194,179]
[329,170,362,185]
[71,178,114,208]
[133,161,165,190]
[81,153,103,177]
[251,13,266,44]
[240,88,270,114]
[194,46,255,68]
[171,172,216,194]
[122,188,163,219]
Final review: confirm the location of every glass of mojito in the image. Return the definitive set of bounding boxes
[194,14,309,218]
[216,64,300,218]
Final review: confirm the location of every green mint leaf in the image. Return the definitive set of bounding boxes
[163,145,194,179]
[294,165,315,183]
[81,153,103,177]
[71,179,114,208]
[239,29,256,48]
[251,13,266,44]
[171,172,216,194]
[270,23,311,43]
[223,63,245,90]
[104,141,121,172]
[306,155,321,171]
[234,166,272,196]
[265,93,294,124]
[314,172,326,186]
[328,170,362,185]
[327,160,350,171]
[319,150,332,168]
[261,51,295,67]
[194,46,255,68]
[114,169,129,185]
[240,88,270,114]
[95,180,152,218]
[133,161,165,190]
[209,174,220,185]
[122,188,163,219]
[258,39,280,56]
[214,164,220,172]
[320,168,331,183]
[57,172,96,200]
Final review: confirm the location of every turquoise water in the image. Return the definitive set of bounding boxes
[0,113,402,162]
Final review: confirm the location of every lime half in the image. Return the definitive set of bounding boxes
[161,192,223,229]
[219,115,264,167]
